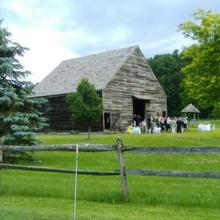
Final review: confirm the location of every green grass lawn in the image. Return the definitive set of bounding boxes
[1,120,220,219]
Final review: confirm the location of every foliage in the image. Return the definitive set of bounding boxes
[0,20,47,148]
[148,50,187,116]
[0,84,47,145]
[67,78,103,138]
[179,9,220,111]
[210,102,220,119]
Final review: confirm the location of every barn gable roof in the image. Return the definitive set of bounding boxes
[32,46,138,97]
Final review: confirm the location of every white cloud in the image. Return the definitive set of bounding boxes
[142,34,194,56]
[111,26,131,42]
[1,0,215,82]
[6,0,33,18]
[1,0,79,83]
[10,26,78,83]
[4,0,66,26]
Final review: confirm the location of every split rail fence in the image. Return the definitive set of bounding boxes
[1,138,220,200]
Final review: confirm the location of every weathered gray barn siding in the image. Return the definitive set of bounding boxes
[103,47,167,129]
[32,45,167,131]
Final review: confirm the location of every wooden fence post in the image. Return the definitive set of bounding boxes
[116,138,128,201]
[0,146,3,191]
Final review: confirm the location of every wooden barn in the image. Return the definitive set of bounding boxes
[32,46,167,131]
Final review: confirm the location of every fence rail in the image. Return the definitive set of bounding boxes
[3,163,220,179]
[2,164,118,175]
[1,139,220,200]
[1,144,115,152]
[126,169,220,179]
[2,145,220,154]
[125,146,220,154]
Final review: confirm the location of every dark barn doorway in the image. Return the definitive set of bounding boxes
[133,98,146,121]
[104,113,111,129]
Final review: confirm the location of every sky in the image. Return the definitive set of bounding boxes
[0,0,220,83]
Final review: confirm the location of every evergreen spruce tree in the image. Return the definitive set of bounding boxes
[0,20,47,147]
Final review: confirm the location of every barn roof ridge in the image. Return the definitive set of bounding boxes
[31,45,140,98]
[62,45,139,63]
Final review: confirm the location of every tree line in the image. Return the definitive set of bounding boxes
[148,9,220,118]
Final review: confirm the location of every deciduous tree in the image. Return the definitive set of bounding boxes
[148,50,187,116]
[67,79,103,139]
[179,9,220,114]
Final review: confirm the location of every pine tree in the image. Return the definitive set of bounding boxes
[0,20,47,146]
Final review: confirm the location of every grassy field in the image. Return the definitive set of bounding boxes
[1,120,220,219]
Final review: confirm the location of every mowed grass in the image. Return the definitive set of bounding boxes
[37,119,220,147]
[1,120,220,219]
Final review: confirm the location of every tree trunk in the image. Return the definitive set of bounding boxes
[88,125,91,139]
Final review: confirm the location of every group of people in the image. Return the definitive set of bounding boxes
[127,115,189,134]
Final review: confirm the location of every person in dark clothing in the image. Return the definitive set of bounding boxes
[146,115,151,132]
[136,115,141,127]
[176,117,184,133]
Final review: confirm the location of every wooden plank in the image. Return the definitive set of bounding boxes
[116,138,128,201]
[4,144,220,154]
[42,95,103,132]
[126,169,220,179]
[2,144,115,152]
[3,163,220,179]
[3,144,220,156]
[2,164,119,176]
[124,146,220,154]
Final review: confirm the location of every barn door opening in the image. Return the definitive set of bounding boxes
[104,113,111,129]
[133,98,146,121]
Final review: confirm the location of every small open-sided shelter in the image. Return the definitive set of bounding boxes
[181,104,200,120]
[32,46,167,131]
